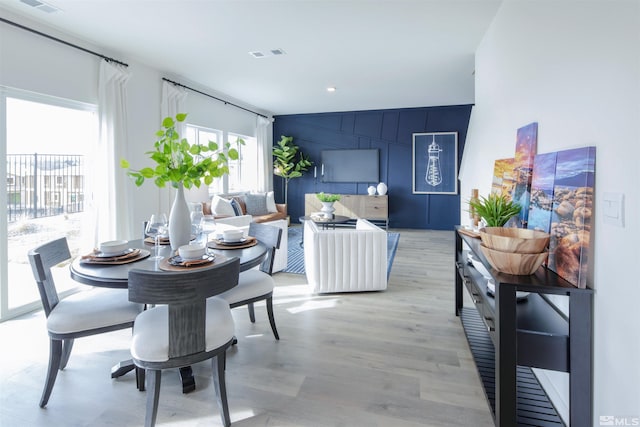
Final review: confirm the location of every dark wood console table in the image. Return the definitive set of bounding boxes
[454,227,593,426]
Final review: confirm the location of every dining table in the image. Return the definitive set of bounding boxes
[69,237,269,393]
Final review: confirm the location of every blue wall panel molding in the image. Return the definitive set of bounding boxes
[273,105,473,230]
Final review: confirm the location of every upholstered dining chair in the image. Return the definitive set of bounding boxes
[127,257,240,427]
[217,222,282,340]
[27,237,143,408]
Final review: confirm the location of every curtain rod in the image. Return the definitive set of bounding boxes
[0,17,128,67]
[162,78,268,119]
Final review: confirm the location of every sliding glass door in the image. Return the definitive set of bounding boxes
[0,88,97,321]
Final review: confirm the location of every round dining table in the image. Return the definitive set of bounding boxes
[69,237,268,393]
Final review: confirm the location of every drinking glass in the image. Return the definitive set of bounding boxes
[189,203,204,241]
[199,215,216,247]
[146,213,168,260]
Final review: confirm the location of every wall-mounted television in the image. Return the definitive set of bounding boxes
[321,149,379,183]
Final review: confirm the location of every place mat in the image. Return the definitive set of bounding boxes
[159,254,228,271]
[208,236,257,250]
[80,248,151,265]
[458,228,481,239]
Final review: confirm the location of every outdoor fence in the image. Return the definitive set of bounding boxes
[6,154,84,223]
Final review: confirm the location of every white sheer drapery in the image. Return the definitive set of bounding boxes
[159,80,187,210]
[93,60,131,245]
[256,115,273,192]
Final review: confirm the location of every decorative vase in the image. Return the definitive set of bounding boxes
[377,182,388,195]
[320,201,335,219]
[367,185,376,195]
[169,184,192,250]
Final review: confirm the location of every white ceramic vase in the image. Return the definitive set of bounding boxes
[169,184,192,250]
[320,202,335,219]
[377,182,388,195]
[367,185,376,195]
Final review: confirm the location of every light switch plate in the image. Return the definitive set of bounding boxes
[602,192,624,227]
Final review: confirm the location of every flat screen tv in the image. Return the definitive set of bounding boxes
[321,149,379,183]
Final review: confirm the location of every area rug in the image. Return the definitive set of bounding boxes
[283,226,400,279]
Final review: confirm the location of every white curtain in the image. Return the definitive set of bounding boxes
[159,80,187,211]
[93,60,131,245]
[256,115,273,192]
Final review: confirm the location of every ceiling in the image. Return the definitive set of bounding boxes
[0,0,502,116]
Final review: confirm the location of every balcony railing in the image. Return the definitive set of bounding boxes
[6,154,84,223]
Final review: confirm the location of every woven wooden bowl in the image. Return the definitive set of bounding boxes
[480,244,548,275]
[480,227,550,254]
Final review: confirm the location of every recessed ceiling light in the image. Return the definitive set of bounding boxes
[270,48,286,56]
[249,51,266,58]
[327,87,337,92]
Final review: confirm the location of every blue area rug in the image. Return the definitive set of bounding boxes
[284,226,400,279]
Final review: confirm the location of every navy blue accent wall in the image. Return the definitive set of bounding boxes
[273,105,472,230]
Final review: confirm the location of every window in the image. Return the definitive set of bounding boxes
[1,89,97,320]
[185,124,223,194]
[228,133,258,193]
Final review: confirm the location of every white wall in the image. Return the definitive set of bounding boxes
[462,1,640,424]
[0,9,271,236]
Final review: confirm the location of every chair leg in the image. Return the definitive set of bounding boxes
[266,296,280,340]
[136,367,146,391]
[40,338,62,408]
[59,339,74,370]
[212,353,231,427]
[145,370,161,427]
[247,302,256,323]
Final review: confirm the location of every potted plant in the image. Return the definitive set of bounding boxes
[316,192,340,218]
[273,135,313,205]
[121,113,239,249]
[468,193,521,227]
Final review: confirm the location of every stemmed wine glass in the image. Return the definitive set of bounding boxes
[146,213,168,260]
[199,215,216,248]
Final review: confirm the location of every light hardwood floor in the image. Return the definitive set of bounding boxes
[0,228,494,427]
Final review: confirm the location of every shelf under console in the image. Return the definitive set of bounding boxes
[460,307,565,427]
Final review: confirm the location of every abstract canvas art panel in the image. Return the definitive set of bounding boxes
[527,152,557,233]
[511,122,538,228]
[491,158,515,198]
[548,146,596,288]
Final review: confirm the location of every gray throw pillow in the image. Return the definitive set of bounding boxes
[244,193,269,216]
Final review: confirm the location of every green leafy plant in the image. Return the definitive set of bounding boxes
[120,113,239,188]
[273,135,313,205]
[468,193,521,227]
[316,192,341,203]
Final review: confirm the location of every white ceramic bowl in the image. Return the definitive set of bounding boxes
[222,229,244,242]
[99,240,128,255]
[178,244,206,260]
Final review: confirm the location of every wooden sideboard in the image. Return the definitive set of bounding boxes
[304,194,388,229]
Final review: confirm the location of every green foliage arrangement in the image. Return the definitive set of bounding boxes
[273,135,313,205]
[468,193,521,227]
[120,113,239,188]
[316,192,341,203]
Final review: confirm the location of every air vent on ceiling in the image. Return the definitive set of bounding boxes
[249,51,266,58]
[19,0,60,13]
[249,49,287,59]
[270,48,286,56]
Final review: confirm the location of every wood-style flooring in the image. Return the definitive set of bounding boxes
[0,228,494,427]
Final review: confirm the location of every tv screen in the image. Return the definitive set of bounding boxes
[321,149,379,183]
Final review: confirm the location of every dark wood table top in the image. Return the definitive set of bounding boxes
[70,238,268,289]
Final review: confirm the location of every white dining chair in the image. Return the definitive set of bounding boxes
[27,237,143,407]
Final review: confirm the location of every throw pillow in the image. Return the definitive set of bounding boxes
[211,195,235,217]
[266,191,278,213]
[230,198,243,216]
[244,193,269,216]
